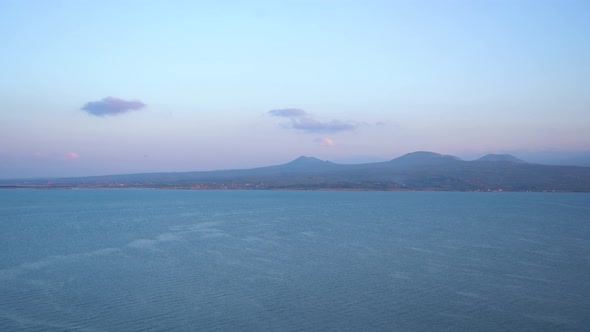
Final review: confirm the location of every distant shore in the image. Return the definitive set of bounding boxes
[0,185,569,193]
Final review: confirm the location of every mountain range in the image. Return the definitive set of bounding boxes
[2,151,590,192]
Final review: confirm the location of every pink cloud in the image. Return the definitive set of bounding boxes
[64,152,79,160]
[314,137,335,146]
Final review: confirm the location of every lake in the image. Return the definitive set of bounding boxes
[1,189,589,331]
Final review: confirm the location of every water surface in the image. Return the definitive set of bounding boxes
[1,190,589,331]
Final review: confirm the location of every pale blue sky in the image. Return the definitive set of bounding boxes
[1,0,589,177]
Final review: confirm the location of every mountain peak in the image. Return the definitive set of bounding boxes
[389,151,462,165]
[285,156,334,167]
[476,154,527,163]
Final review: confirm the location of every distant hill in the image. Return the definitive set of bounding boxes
[388,151,462,166]
[476,154,527,163]
[264,156,339,172]
[2,151,590,192]
[284,156,334,167]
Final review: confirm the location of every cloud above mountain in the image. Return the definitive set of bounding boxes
[82,97,146,117]
[314,137,335,146]
[268,108,358,133]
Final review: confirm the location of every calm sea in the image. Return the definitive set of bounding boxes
[0,189,589,331]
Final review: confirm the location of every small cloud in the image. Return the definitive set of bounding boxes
[64,152,79,160]
[293,118,356,133]
[81,97,146,117]
[314,137,335,146]
[268,108,358,133]
[362,121,386,127]
[269,108,307,117]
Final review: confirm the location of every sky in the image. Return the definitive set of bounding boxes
[1,0,589,178]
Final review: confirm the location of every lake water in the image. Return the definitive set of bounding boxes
[0,189,589,331]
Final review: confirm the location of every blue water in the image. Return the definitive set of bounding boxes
[0,190,589,331]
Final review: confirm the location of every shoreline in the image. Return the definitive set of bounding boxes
[0,186,573,193]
